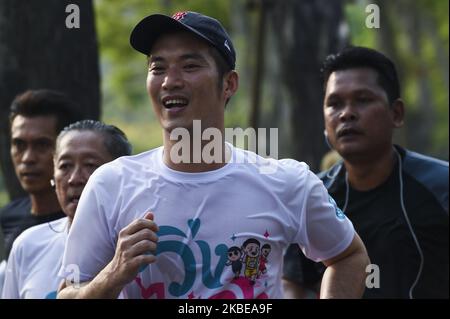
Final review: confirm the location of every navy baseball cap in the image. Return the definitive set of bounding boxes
[130,11,236,70]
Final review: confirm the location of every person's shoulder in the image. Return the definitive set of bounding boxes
[2,197,30,208]
[11,217,67,253]
[277,158,311,176]
[230,146,308,172]
[89,147,163,181]
[402,147,448,212]
[404,148,448,172]
[15,217,67,242]
[0,197,31,215]
[230,146,290,175]
[101,147,161,169]
[317,162,344,187]
[275,158,318,189]
[230,147,314,188]
[403,148,448,184]
[117,147,162,164]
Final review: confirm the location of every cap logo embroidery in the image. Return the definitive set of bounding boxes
[172,12,187,21]
[224,40,231,52]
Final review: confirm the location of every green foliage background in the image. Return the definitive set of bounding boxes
[96,0,449,158]
[0,0,448,207]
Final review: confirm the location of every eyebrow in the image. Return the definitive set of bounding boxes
[56,153,104,161]
[327,88,376,97]
[324,93,340,101]
[35,137,54,142]
[352,88,376,94]
[12,137,54,143]
[149,53,208,64]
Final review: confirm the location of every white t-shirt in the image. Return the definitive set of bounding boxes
[60,145,354,299]
[0,260,6,296]
[2,217,68,299]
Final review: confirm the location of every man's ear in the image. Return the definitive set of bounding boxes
[391,99,405,128]
[223,70,239,100]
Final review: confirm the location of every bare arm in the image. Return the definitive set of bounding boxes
[320,232,369,299]
[58,212,159,299]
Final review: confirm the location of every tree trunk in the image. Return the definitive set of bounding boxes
[268,0,346,171]
[0,0,100,200]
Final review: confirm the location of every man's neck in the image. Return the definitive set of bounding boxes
[344,146,397,191]
[30,191,61,216]
[162,128,229,173]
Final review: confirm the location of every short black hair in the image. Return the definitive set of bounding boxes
[57,120,132,159]
[242,238,260,248]
[9,89,84,133]
[228,246,241,254]
[208,46,232,86]
[321,46,400,104]
[208,46,233,106]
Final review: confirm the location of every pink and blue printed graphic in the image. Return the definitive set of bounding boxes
[135,218,271,299]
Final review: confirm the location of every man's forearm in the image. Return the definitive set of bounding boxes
[58,265,124,299]
[320,246,369,298]
[320,233,370,299]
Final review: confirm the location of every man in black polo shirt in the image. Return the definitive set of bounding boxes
[283,46,448,299]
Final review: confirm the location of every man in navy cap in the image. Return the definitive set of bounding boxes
[58,12,369,299]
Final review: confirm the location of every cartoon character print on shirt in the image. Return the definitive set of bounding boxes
[225,246,243,279]
[225,239,272,284]
[258,244,271,278]
[241,238,260,285]
[134,218,271,299]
